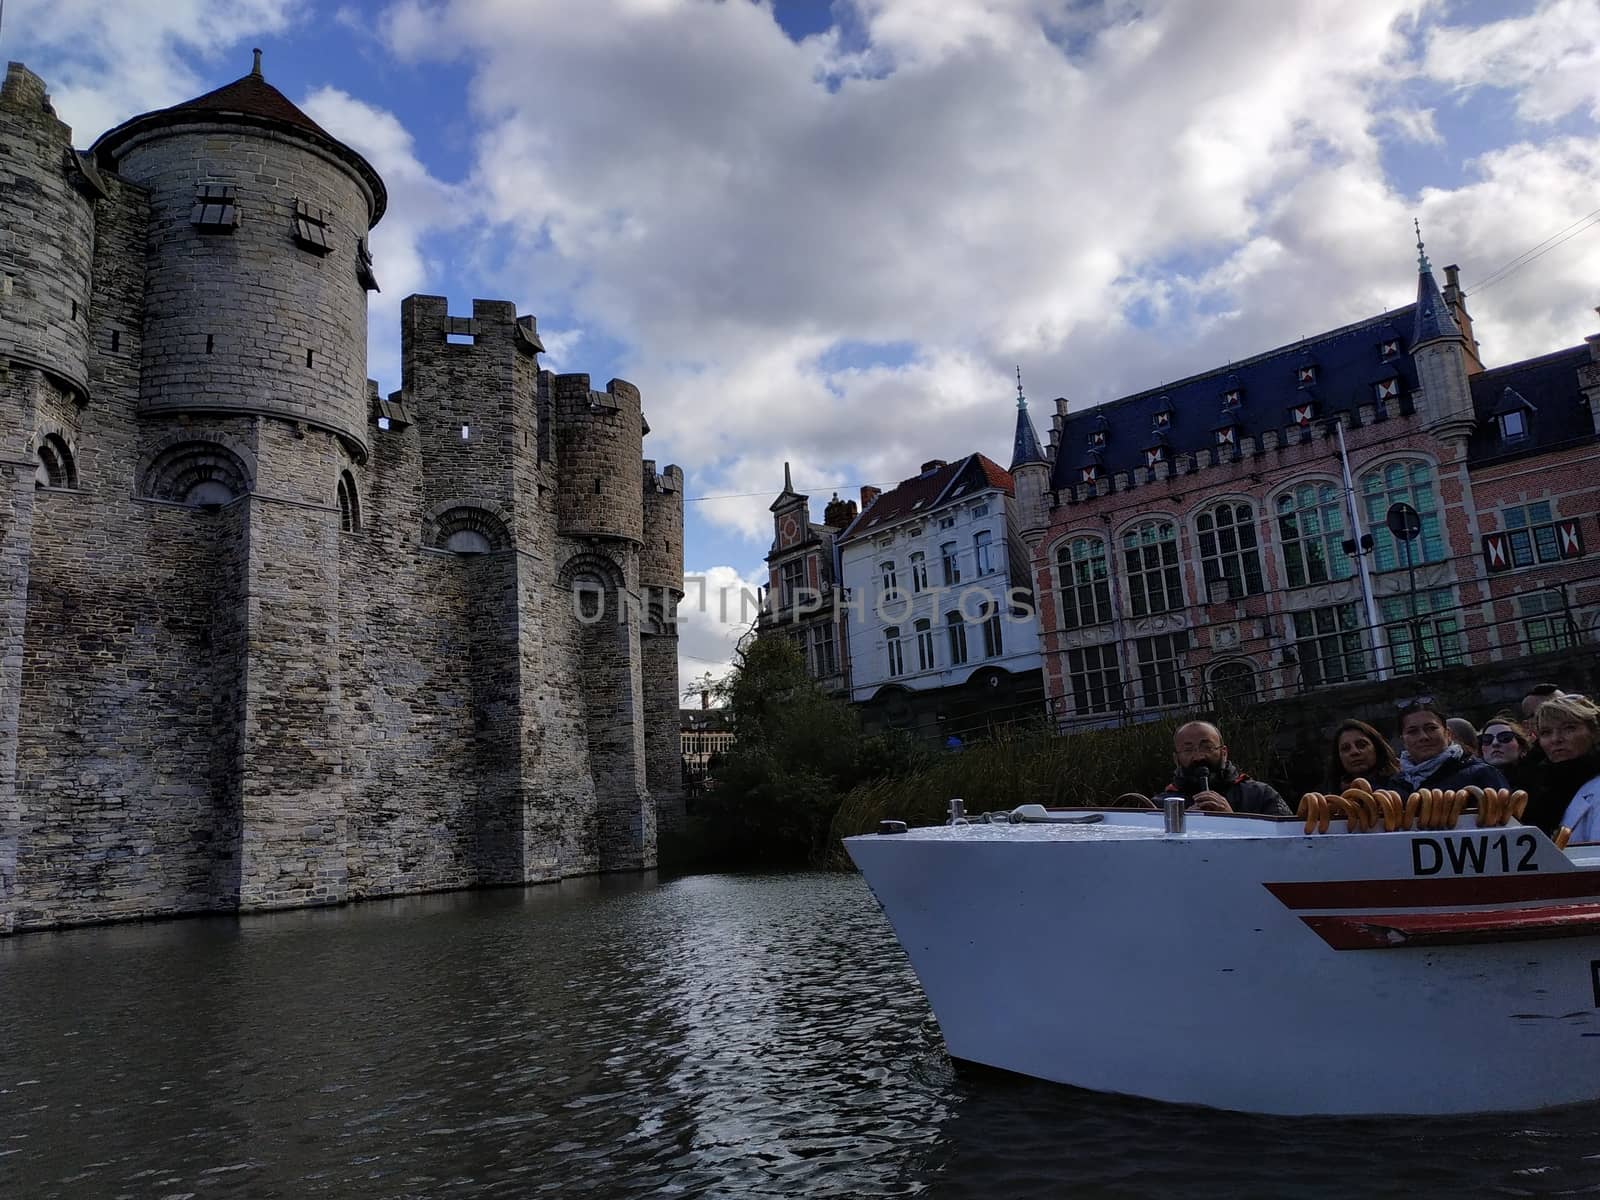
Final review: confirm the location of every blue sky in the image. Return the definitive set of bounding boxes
[6,0,1600,690]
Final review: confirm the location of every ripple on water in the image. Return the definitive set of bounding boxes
[3,872,1600,1198]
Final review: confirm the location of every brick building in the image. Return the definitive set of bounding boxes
[757,463,854,696]
[0,56,683,934]
[1022,239,1600,726]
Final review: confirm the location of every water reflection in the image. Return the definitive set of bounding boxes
[3,873,1600,1198]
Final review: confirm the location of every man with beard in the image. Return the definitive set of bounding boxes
[1158,720,1290,816]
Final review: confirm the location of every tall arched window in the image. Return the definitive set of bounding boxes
[1055,536,1112,628]
[914,617,935,671]
[884,626,905,677]
[1275,481,1351,588]
[1121,520,1182,617]
[1196,502,1263,601]
[1361,460,1444,571]
[35,433,77,489]
[336,470,360,532]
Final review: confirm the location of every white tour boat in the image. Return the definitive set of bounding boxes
[845,802,1600,1116]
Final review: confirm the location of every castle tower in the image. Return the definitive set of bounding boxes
[1409,225,1477,446]
[0,63,105,932]
[89,49,385,453]
[640,461,685,835]
[1009,369,1051,545]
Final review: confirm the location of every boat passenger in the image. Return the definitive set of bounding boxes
[1395,701,1506,797]
[1521,683,1565,721]
[1447,717,1478,756]
[1159,721,1290,816]
[1476,713,1532,778]
[1525,695,1600,837]
[1328,719,1400,792]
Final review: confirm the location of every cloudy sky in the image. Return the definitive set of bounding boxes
[7,0,1599,692]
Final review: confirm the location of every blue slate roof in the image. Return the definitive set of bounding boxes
[1413,265,1462,345]
[1048,305,1422,491]
[1011,396,1048,470]
[1466,345,1594,465]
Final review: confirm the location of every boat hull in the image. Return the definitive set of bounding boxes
[846,815,1600,1116]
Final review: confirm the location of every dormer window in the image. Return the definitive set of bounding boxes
[1491,386,1536,445]
[1215,425,1237,447]
[1222,388,1242,409]
[1380,338,1400,358]
[1145,445,1168,468]
[1290,400,1317,427]
[1153,411,1171,430]
[1499,410,1527,441]
[1088,430,1107,447]
[1296,364,1317,386]
[1081,464,1100,484]
[1375,378,1400,402]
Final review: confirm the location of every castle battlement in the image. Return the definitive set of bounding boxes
[0,56,685,935]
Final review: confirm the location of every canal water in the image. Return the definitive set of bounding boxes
[4,871,1600,1198]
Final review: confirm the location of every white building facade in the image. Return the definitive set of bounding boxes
[840,454,1044,735]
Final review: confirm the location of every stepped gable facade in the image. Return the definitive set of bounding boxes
[1023,248,1600,723]
[0,56,684,934]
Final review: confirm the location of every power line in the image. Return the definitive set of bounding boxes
[1473,206,1600,294]
[684,482,869,503]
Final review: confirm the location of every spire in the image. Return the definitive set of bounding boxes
[769,460,807,512]
[1009,368,1048,471]
[783,460,793,491]
[1411,218,1462,346]
[251,48,263,78]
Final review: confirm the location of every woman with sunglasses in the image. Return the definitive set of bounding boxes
[1477,714,1532,772]
[1394,700,1507,797]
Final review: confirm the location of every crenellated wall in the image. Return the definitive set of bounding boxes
[0,57,684,934]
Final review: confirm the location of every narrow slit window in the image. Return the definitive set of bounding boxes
[306,349,315,368]
[206,334,214,354]
[110,330,120,352]
[461,425,470,440]
[292,199,332,255]
[190,184,239,233]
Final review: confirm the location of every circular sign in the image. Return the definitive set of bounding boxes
[1386,502,1422,542]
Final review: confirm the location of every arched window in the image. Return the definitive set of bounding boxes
[1055,536,1111,628]
[1360,460,1444,571]
[980,602,1003,657]
[914,617,935,671]
[1196,502,1263,601]
[1121,520,1182,617]
[884,626,905,677]
[1275,481,1351,588]
[35,433,77,489]
[1209,660,1256,709]
[431,506,510,555]
[336,470,360,532]
[139,440,252,506]
[945,610,968,666]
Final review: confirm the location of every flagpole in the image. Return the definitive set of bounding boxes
[1336,418,1388,680]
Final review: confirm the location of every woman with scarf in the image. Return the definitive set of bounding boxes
[1394,701,1506,797]
[1523,695,1600,837]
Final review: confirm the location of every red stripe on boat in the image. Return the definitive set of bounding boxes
[1302,903,1600,950]
[1265,872,1600,911]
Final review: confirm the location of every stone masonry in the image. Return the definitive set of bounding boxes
[0,56,683,933]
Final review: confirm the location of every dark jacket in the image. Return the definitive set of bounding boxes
[1521,749,1600,835]
[1390,753,1506,797]
[1162,760,1291,817]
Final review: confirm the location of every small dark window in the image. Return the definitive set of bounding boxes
[110,330,120,352]
[206,334,214,354]
[356,237,380,292]
[336,471,360,532]
[191,184,239,233]
[292,199,332,254]
[306,349,314,368]
[70,300,78,320]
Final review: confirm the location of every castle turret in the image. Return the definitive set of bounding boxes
[1008,369,1051,542]
[0,63,98,407]
[89,49,385,456]
[640,461,685,833]
[1409,225,1476,445]
[551,374,646,542]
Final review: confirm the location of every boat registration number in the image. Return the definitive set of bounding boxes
[1411,833,1538,876]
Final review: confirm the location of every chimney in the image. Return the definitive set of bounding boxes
[823,492,858,529]
[1441,263,1483,373]
[860,484,881,509]
[920,458,947,473]
[701,689,710,710]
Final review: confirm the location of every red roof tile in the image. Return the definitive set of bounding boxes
[841,454,1013,542]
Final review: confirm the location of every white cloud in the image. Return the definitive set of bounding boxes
[1425,0,1600,124]
[0,0,298,140]
[676,564,767,696]
[299,87,469,391]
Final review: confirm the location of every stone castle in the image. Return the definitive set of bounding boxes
[0,55,684,934]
